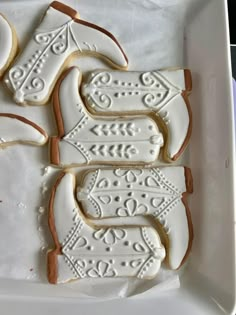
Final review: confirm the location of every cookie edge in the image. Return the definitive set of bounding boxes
[50,1,128,66]
[176,166,194,269]
[50,67,76,165]
[0,113,48,145]
[0,13,19,78]
[47,172,66,284]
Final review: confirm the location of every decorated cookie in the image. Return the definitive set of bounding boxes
[50,67,164,167]
[81,69,192,161]
[48,172,166,284]
[77,166,193,270]
[0,113,48,147]
[0,14,18,77]
[4,1,128,105]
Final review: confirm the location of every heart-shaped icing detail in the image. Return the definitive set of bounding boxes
[87,268,100,278]
[104,228,127,245]
[145,176,160,188]
[104,231,115,245]
[126,171,137,183]
[117,198,148,217]
[116,198,136,217]
[103,268,116,277]
[116,208,129,217]
[93,228,107,241]
[151,197,164,208]
[93,228,126,245]
[73,236,88,249]
[97,178,109,188]
[87,261,117,278]
[130,259,143,268]
[136,203,148,215]
[126,198,137,212]
[133,242,146,252]
[114,169,143,183]
[98,195,111,204]
[76,259,86,268]
[113,228,126,240]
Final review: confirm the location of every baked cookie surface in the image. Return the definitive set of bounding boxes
[50,67,164,167]
[4,1,128,105]
[77,166,193,270]
[48,172,166,284]
[82,69,192,161]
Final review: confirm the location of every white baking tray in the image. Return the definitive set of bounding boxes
[0,0,235,314]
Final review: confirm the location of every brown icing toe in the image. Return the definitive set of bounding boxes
[184,69,192,93]
[50,137,60,165]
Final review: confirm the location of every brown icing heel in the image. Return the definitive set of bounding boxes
[179,194,194,268]
[184,167,193,193]
[50,1,79,19]
[184,69,192,93]
[47,250,58,284]
[50,137,60,166]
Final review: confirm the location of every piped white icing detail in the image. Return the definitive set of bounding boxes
[51,172,165,283]
[77,166,192,270]
[4,4,127,105]
[42,166,50,176]
[38,206,45,214]
[41,182,48,195]
[0,116,47,146]
[53,67,164,166]
[0,14,14,74]
[82,69,191,159]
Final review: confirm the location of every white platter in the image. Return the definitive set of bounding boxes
[0,0,235,314]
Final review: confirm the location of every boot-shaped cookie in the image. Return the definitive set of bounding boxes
[0,113,48,147]
[50,67,164,167]
[81,69,192,161]
[48,172,166,284]
[0,14,18,77]
[77,166,193,270]
[4,1,128,105]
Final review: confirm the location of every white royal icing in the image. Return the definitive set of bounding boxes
[51,172,165,283]
[4,4,127,105]
[0,14,14,73]
[77,166,191,270]
[82,69,190,159]
[0,116,47,146]
[54,67,164,166]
